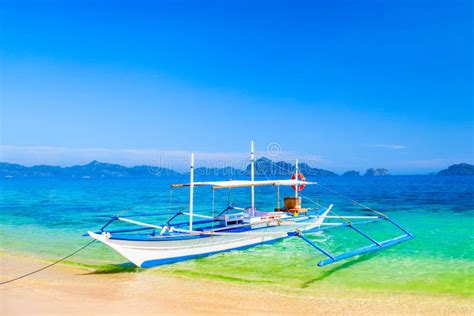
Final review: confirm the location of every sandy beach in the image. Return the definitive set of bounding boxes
[0,252,472,315]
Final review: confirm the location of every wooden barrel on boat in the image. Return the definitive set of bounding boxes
[275,197,307,215]
[284,196,301,210]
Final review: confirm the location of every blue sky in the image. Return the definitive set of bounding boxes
[0,0,472,174]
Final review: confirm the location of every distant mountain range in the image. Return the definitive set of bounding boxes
[0,160,473,178]
[0,158,337,178]
[0,160,180,178]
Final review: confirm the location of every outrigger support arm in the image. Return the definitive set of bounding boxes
[292,216,414,267]
[99,216,118,232]
[317,233,413,267]
[298,233,335,261]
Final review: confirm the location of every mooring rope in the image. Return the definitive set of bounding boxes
[264,158,387,219]
[0,239,96,285]
[316,183,387,218]
[0,185,178,286]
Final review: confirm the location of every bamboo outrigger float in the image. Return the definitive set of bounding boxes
[87,142,414,268]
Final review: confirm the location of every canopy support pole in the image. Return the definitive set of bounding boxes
[250,141,255,216]
[189,153,194,232]
[277,185,280,210]
[295,159,299,199]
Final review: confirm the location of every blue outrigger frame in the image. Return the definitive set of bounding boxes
[87,205,414,268]
[288,215,414,267]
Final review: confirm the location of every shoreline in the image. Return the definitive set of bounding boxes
[1,252,473,315]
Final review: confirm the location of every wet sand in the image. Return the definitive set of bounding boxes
[1,252,473,315]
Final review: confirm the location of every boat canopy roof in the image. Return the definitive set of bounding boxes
[171,179,317,189]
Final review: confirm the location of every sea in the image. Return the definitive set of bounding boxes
[1,175,473,296]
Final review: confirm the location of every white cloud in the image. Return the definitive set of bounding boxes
[365,144,407,150]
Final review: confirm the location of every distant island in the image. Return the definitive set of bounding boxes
[1,161,472,178]
[437,163,474,176]
[341,170,360,177]
[364,168,390,176]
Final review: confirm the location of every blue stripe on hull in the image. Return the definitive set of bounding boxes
[140,236,288,268]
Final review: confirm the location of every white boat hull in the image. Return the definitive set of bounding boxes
[89,218,322,267]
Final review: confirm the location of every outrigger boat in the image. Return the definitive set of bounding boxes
[87,142,413,268]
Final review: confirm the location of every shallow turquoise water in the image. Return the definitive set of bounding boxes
[1,176,473,296]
